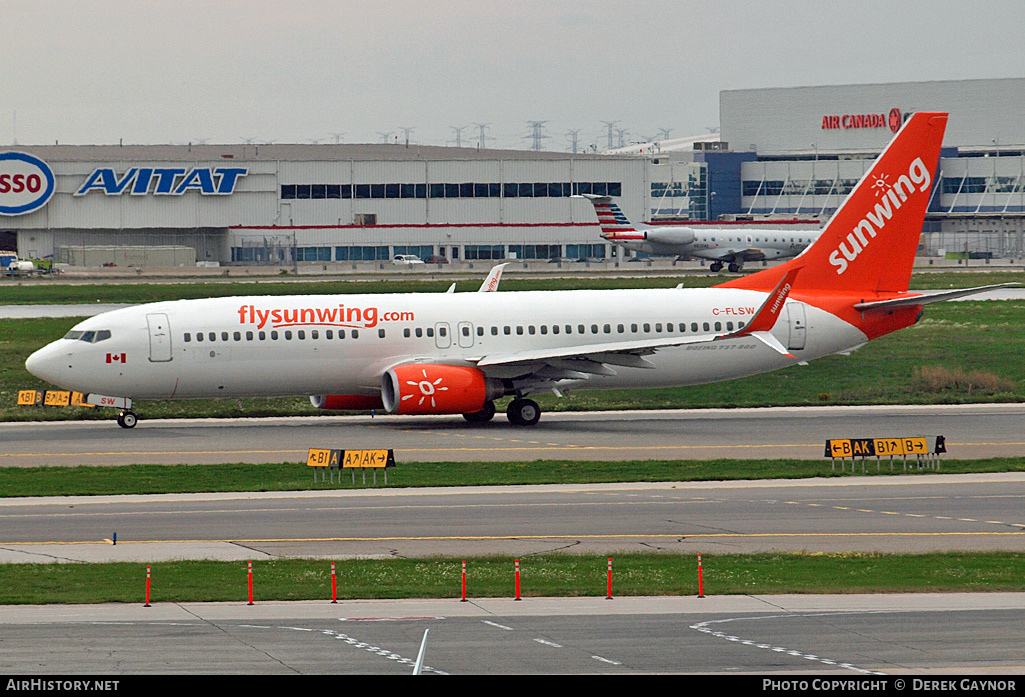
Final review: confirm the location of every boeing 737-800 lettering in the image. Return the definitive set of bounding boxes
[25,112,1013,428]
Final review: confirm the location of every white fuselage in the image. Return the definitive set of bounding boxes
[27,288,866,402]
[610,228,819,262]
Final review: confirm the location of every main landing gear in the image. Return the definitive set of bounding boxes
[116,410,138,429]
[709,261,742,273]
[462,400,496,423]
[463,398,542,426]
[506,398,541,426]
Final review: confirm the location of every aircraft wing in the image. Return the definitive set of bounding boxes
[475,268,801,384]
[702,248,765,262]
[738,248,769,262]
[476,333,718,369]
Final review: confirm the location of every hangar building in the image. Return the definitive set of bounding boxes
[717,77,1025,258]
[0,144,646,266]
[1,77,1022,266]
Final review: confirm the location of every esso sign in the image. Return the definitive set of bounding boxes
[0,152,56,216]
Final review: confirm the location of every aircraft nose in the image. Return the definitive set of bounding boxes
[25,343,65,386]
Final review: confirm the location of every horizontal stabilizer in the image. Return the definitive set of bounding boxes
[853,283,1020,312]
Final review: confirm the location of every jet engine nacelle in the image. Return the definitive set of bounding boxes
[644,227,696,246]
[310,394,385,410]
[382,364,506,415]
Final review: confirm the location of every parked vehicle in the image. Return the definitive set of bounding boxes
[3,260,36,276]
[392,254,425,265]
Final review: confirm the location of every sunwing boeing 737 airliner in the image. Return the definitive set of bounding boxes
[25,113,1013,428]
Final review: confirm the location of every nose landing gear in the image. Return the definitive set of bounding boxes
[116,411,138,429]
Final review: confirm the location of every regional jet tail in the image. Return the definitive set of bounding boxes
[25,112,1015,428]
[581,195,819,272]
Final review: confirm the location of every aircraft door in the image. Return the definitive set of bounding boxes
[457,322,474,348]
[434,322,451,349]
[146,313,173,362]
[786,302,807,351]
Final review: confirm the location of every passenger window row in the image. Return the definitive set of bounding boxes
[400,320,745,338]
[184,328,372,343]
[183,319,749,346]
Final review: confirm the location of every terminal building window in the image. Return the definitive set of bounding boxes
[507,244,561,260]
[565,244,606,259]
[297,247,332,262]
[281,181,622,200]
[335,245,390,261]
[464,245,505,260]
[392,245,434,260]
[743,177,859,197]
[942,177,988,194]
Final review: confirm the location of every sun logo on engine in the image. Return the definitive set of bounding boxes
[402,368,449,407]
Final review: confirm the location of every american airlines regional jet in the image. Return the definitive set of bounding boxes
[586,194,820,272]
[25,112,1012,428]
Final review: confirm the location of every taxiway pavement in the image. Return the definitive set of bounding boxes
[2,404,1024,466]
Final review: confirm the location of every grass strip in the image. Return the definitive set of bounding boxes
[0,275,714,305]
[1,270,1020,305]
[1,458,1024,498]
[2,552,1024,605]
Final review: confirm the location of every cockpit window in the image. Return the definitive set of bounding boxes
[62,329,112,343]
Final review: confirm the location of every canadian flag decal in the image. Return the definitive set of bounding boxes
[106,353,126,364]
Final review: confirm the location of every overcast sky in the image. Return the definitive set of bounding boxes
[3,0,1024,149]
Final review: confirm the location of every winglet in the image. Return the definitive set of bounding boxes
[478,263,508,292]
[738,266,801,335]
[715,266,801,358]
[413,628,429,675]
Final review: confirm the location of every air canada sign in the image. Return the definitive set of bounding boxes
[0,152,56,216]
[822,108,904,133]
[75,166,248,197]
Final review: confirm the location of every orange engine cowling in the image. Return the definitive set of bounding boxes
[310,394,385,411]
[382,364,506,415]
